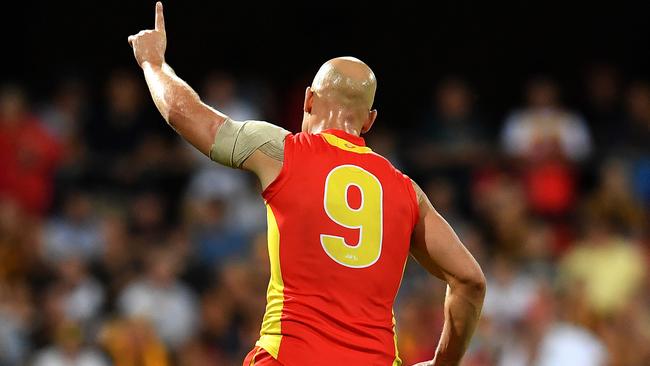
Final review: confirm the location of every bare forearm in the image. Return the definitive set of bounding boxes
[142,62,193,121]
[433,284,484,366]
[141,61,225,155]
[409,184,486,366]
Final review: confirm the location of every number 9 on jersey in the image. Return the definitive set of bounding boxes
[320,165,384,268]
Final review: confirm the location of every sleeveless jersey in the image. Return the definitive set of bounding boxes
[255,129,419,366]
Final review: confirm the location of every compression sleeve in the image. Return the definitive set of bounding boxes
[209,118,290,168]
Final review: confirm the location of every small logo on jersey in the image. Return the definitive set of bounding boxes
[344,143,356,149]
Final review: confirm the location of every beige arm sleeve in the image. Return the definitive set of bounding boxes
[209,118,290,168]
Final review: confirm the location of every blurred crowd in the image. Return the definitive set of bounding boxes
[0,63,648,366]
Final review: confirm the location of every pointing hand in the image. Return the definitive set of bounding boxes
[128,2,167,67]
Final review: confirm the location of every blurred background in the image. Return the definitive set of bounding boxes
[1,1,649,365]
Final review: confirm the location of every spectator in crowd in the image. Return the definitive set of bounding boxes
[598,282,650,365]
[501,77,593,162]
[411,77,490,198]
[39,78,92,198]
[127,191,170,252]
[538,287,608,366]
[581,64,624,153]
[0,199,42,282]
[0,281,33,366]
[54,257,105,327]
[40,78,88,144]
[177,286,235,365]
[86,70,152,155]
[582,158,647,237]
[118,247,198,349]
[202,72,260,122]
[99,318,169,366]
[0,84,62,216]
[519,221,555,280]
[32,321,108,366]
[473,174,531,257]
[185,169,266,236]
[187,197,248,267]
[498,286,608,366]
[482,256,539,330]
[42,192,103,264]
[619,81,650,156]
[558,215,646,317]
[85,70,170,192]
[218,260,266,346]
[421,178,466,229]
[410,77,492,212]
[620,81,650,209]
[501,77,592,218]
[418,77,490,166]
[93,213,138,304]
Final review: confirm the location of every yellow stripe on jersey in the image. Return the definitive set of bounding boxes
[255,205,284,359]
[392,258,408,366]
[392,311,402,366]
[321,133,373,154]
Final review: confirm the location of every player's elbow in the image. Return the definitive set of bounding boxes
[452,263,486,301]
[467,269,487,300]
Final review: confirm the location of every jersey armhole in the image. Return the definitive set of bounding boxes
[404,176,420,231]
[261,134,293,202]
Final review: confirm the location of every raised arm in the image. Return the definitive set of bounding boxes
[128,2,285,188]
[409,181,486,366]
[128,2,224,155]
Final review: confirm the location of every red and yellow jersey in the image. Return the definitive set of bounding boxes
[256,129,419,366]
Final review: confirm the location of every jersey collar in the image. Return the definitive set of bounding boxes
[320,129,367,147]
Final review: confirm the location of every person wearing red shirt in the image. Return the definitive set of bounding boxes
[0,85,61,216]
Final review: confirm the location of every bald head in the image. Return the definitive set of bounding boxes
[311,57,377,111]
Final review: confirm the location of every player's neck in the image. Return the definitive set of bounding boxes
[307,112,362,136]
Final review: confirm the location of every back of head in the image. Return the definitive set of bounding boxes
[311,57,377,114]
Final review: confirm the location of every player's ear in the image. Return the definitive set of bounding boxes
[361,109,378,134]
[303,86,314,114]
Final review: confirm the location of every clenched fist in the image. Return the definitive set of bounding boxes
[128,2,167,67]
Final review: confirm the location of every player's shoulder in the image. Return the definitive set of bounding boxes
[369,153,420,226]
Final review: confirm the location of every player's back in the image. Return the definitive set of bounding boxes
[256,129,418,366]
